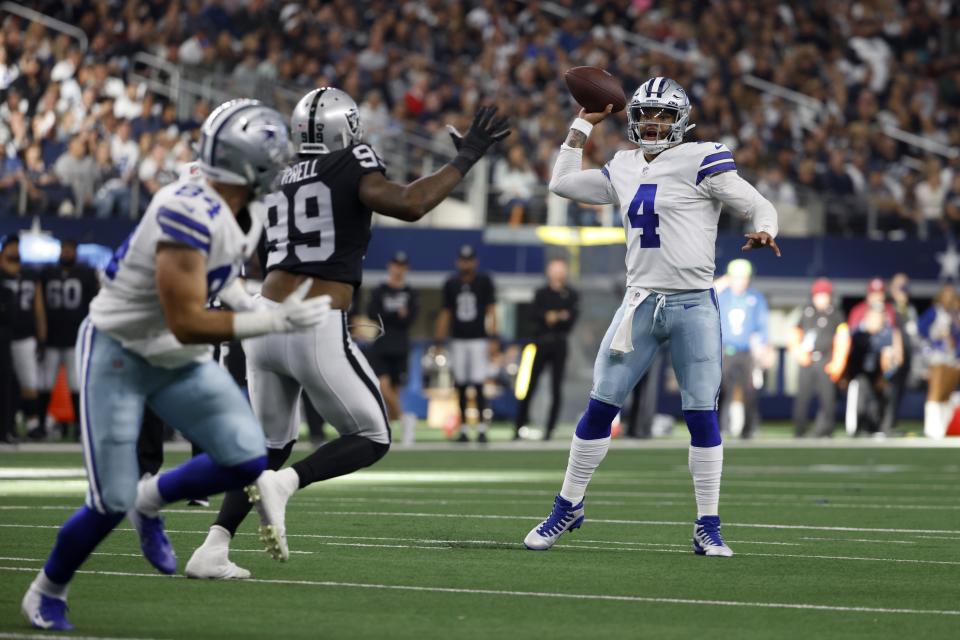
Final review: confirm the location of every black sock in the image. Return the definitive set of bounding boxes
[214,442,294,536]
[291,435,389,489]
[456,385,468,424]
[37,392,50,429]
[472,384,487,422]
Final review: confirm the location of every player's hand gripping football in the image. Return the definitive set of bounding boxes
[578,104,614,125]
[447,106,511,174]
[274,280,332,332]
[741,231,781,257]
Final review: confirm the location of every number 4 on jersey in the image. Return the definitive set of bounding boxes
[627,183,660,248]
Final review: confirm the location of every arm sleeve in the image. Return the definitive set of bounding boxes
[155,201,212,255]
[548,145,619,205]
[700,170,779,237]
[531,288,547,323]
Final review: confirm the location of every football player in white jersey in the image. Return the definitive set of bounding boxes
[523,77,780,557]
[21,100,332,632]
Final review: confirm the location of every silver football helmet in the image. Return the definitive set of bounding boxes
[198,99,294,195]
[626,77,694,154]
[291,87,363,154]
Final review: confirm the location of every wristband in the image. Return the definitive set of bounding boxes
[570,118,594,137]
[232,310,279,339]
[450,153,476,176]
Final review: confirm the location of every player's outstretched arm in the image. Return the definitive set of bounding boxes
[702,171,781,256]
[549,105,618,205]
[359,106,510,221]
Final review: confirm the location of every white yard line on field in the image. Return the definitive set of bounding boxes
[0,564,956,617]
[800,536,918,545]
[0,633,165,640]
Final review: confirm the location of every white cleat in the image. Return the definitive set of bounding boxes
[524,495,585,550]
[185,544,251,580]
[692,516,734,557]
[245,469,292,562]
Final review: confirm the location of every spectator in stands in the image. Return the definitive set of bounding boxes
[915,157,950,237]
[943,173,960,239]
[717,259,771,439]
[868,168,914,239]
[822,149,857,234]
[0,144,23,216]
[918,285,960,439]
[53,134,98,216]
[23,142,69,214]
[95,120,138,218]
[493,144,538,226]
[788,278,849,437]
[843,306,904,437]
[137,139,175,201]
[756,167,798,209]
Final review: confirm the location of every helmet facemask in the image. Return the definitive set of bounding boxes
[627,104,687,153]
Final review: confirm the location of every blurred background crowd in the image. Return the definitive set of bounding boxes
[1,0,960,233]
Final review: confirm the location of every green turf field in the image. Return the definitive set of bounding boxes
[1,440,959,639]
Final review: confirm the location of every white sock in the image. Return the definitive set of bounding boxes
[201,525,232,551]
[559,436,611,504]
[925,401,943,438]
[401,413,416,446]
[476,422,489,435]
[135,474,164,517]
[276,467,300,496]
[34,570,69,599]
[689,445,723,517]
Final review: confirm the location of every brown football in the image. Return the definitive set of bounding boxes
[564,66,627,113]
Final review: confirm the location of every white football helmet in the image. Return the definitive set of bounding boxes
[291,87,363,154]
[626,77,694,154]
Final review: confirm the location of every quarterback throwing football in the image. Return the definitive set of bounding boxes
[524,77,780,556]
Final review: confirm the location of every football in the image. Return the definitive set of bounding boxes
[564,66,627,113]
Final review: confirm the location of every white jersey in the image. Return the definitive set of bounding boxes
[89,168,262,368]
[549,140,777,292]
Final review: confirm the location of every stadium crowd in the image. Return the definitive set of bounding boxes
[1,0,958,232]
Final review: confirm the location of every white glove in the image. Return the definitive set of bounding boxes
[217,278,260,312]
[233,280,332,338]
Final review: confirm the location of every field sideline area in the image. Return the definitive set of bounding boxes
[1,436,959,639]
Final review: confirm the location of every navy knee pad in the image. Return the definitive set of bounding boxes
[683,410,722,447]
[575,398,620,439]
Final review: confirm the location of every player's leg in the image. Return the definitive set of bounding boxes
[248,313,391,560]
[544,343,567,440]
[450,339,471,441]
[793,365,814,437]
[23,322,148,630]
[12,337,42,437]
[739,352,760,439]
[468,339,490,441]
[133,362,267,570]
[666,289,731,557]
[525,294,661,550]
[514,345,547,438]
[394,353,417,445]
[33,347,59,440]
[813,366,838,436]
[187,333,299,574]
[63,347,80,441]
[286,312,391,484]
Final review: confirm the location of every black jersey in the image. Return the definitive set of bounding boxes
[531,284,579,343]
[0,269,39,340]
[43,263,99,347]
[443,273,496,339]
[264,144,386,288]
[368,283,418,353]
[796,304,844,361]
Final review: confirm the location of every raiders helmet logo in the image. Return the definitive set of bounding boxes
[345,108,360,136]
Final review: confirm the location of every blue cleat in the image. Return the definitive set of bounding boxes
[128,509,177,574]
[692,515,734,557]
[22,587,74,631]
[524,495,585,550]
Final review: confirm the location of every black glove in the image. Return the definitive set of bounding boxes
[448,106,511,175]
